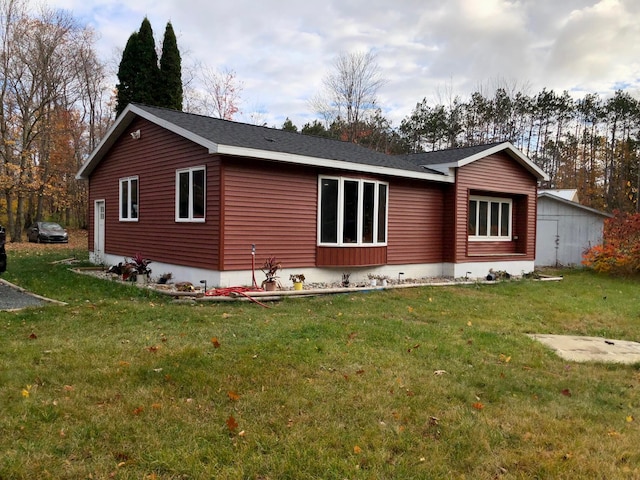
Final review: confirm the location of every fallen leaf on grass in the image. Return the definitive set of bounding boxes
[407,344,420,353]
[353,445,362,454]
[626,415,634,423]
[29,332,37,339]
[226,415,239,432]
[472,402,484,410]
[132,406,144,415]
[433,370,447,376]
[21,385,31,398]
[63,385,74,392]
[407,306,414,313]
[228,390,240,401]
[146,346,159,353]
[499,354,511,363]
[561,389,572,397]
[211,337,221,348]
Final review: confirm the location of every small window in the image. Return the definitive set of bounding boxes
[119,176,139,221]
[318,176,388,246]
[176,166,205,222]
[468,195,512,240]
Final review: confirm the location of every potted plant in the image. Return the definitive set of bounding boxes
[261,256,281,291]
[367,273,389,287]
[289,273,305,290]
[130,253,152,284]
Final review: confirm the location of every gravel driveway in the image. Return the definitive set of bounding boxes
[0,280,60,310]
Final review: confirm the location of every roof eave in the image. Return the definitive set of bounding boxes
[76,104,220,180]
[217,145,455,183]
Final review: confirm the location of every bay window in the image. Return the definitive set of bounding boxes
[319,176,388,246]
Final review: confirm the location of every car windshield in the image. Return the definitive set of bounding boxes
[41,222,63,230]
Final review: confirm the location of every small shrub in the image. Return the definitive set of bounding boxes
[582,210,640,275]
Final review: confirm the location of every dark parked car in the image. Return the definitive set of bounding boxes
[27,222,69,243]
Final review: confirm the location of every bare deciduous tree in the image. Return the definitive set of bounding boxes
[189,66,243,120]
[311,50,387,142]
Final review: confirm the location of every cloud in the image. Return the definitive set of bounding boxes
[46,0,640,127]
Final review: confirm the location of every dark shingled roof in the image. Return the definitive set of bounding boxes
[134,104,441,175]
[399,142,505,166]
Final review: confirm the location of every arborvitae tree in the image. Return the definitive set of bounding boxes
[115,32,140,116]
[116,17,173,115]
[159,22,182,110]
[135,17,160,105]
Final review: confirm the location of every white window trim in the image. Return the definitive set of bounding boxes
[317,176,389,247]
[468,195,512,241]
[175,166,206,223]
[119,176,139,222]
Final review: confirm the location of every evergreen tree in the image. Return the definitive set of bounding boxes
[135,17,160,106]
[115,17,167,115]
[115,32,140,116]
[281,118,298,132]
[159,22,182,110]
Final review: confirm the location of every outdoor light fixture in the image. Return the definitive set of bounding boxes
[130,129,141,140]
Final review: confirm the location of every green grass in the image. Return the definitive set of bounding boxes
[2,246,640,479]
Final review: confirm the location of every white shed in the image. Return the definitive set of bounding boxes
[536,191,611,267]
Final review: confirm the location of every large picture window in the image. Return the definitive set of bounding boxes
[176,166,205,222]
[468,195,512,240]
[119,176,139,221]
[318,176,388,246]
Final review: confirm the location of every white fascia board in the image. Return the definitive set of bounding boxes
[457,142,549,181]
[216,144,455,183]
[75,104,221,180]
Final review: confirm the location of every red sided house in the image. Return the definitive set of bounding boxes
[76,104,548,287]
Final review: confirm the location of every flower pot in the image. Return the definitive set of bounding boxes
[136,274,147,285]
[293,282,303,291]
[264,281,277,291]
[381,279,388,287]
[370,279,377,287]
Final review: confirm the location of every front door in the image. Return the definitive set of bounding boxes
[94,200,105,264]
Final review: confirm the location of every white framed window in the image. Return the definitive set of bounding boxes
[318,176,388,246]
[468,195,512,241]
[176,166,206,222]
[119,176,139,221]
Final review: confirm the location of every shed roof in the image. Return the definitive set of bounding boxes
[537,192,612,218]
[76,104,547,183]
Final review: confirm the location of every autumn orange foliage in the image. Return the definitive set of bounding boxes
[582,210,640,275]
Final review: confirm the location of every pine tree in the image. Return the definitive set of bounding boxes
[159,22,182,111]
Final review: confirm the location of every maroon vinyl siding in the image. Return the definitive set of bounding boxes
[88,118,221,269]
[317,246,386,266]
[387,178,446,265]
[221,159,318,271]
[453,153,537,262]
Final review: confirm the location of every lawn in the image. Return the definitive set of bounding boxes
[1,241,639,479]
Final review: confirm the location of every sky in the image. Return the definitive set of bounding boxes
[46,0,640,128]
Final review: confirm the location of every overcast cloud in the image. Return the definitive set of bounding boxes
[48,0,640,128]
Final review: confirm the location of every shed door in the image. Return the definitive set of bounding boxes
[94,200,105,263]
[536,219,559,267]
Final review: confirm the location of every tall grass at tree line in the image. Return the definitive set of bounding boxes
[1,244,639,479]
